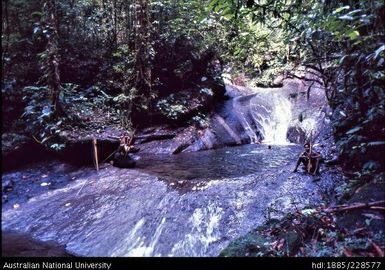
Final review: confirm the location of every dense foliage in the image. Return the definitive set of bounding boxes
[1,0,384,258]
[210,0,384,257]
[2,0,224,132]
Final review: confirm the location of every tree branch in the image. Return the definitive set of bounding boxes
[324,200,385,213]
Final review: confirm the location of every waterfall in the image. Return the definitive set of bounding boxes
[232,95,260,144]
[231,91,292,145]
[250,91,292,144]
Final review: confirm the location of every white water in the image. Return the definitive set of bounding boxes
[250,91,292,145]
[170,202,223,256]
[232,90,293,145]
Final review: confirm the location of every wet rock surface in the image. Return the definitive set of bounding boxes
[282,78,331,145]
[2,144,341,257]
[2,77,330,172]
[1,161,96,210]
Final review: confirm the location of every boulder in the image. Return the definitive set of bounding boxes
[112,152,136,168]
[287,126,306,144]
[2,179,14,192]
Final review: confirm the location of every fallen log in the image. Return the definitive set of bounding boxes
[135,134,176,143]
[108,133,176,143]
[324,200,385,213]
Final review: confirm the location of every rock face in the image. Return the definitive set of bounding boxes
[282,77,331,145]
[2,231,73,257]
[112,152,136,168]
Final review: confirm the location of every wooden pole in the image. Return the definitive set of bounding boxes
[92,137,99,171]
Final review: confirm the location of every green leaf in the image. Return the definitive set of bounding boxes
[346,9,362,16]
[223,13,234,20]
[333,6,350,14]
[347,30,359,40]
[208,0,220,10]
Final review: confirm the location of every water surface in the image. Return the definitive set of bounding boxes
[2,144,326,257]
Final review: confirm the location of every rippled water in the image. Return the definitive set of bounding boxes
[2,144,327,257]
[137,144,297,181]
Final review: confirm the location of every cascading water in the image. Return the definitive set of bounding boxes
[250,91,292,144]
[3,144,324,257]
[232,95,260,144]
[232,90,292,145]
[1,82,332,258]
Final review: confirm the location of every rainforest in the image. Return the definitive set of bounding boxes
[1,0,384,263]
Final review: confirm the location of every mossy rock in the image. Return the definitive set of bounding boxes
[279,231,301,256]
[219,231,271,257]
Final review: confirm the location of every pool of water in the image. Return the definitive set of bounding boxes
[136,144,300,181]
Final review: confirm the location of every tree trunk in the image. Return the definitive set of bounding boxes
[2,0,10,78]
[130,0,152,126]
[46,0,61,113]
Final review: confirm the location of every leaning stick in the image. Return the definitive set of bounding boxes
[101,149,117,164]
[77,138,99,196]
[92,137,99,171]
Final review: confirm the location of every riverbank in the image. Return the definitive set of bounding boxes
[219,126,385,257]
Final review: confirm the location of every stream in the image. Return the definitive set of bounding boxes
[2,82,338,257]
[2,143,333,257]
